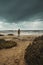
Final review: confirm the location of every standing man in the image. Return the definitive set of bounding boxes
[18,29,20,37]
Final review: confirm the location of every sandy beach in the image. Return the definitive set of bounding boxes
[0,35,41,65]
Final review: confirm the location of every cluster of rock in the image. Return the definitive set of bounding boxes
[24,35,43,65]
[0,39,17,49]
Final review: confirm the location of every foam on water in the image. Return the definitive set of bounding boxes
[0,30,43,35]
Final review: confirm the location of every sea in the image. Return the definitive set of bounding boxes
[0,30,43,35]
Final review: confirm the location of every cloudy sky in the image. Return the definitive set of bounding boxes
[0,0,43,30]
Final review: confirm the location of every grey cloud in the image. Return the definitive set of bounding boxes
[0,0,43,22]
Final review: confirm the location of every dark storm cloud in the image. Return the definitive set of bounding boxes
[0,0,43,22]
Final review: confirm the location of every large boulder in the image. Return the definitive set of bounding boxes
[24,35,43,65]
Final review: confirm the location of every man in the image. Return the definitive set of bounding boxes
[18,29,20,37]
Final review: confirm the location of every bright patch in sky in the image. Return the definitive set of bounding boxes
[0,19,43,30]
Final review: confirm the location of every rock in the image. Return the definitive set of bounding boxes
[24,35,43,65]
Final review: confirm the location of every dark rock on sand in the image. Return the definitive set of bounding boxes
[0,39,17,49]
[7,34,14,36]
[24,35,43,65]
[0,34,4,36]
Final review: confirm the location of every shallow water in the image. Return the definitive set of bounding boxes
[0,30,43,35]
